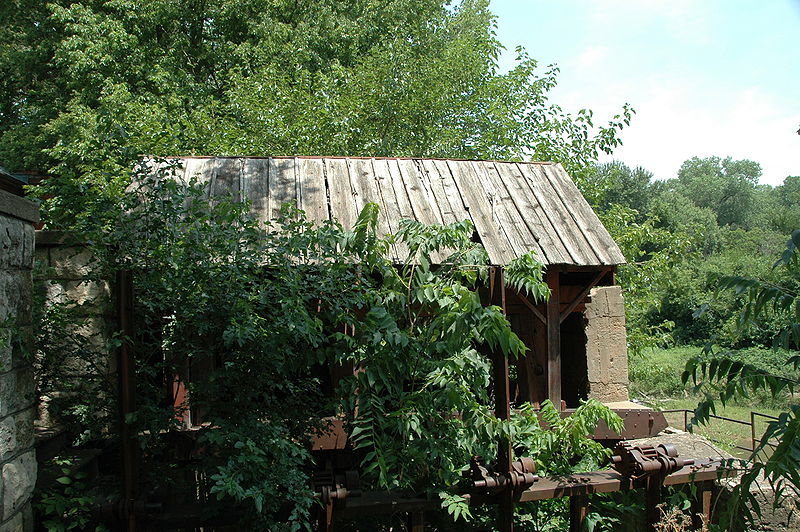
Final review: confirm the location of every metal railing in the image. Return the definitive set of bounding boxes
[662,409,779,454]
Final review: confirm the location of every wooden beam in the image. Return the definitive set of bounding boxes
[490,268,514,532]
[559,268,611,324]
[516,291,546,324]
[546,269,561,407]
[569,495,588,532]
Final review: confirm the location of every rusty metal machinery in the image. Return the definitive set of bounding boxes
[323,444,734,532]
[609,442,702,530]
[610,442,695,479]
[469,456,539,495]
[312,461,362,532]
[312,465,362,505]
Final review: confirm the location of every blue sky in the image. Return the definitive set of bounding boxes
[490,0,800,185]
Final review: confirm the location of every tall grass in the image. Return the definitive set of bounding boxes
[629,346,800,408]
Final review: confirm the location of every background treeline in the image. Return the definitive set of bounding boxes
[590,156,800,353]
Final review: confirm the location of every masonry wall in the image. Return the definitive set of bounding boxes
[33,232,112,429]
[0,190,39,532]
[584,285,629,403]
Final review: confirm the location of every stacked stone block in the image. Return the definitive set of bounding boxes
[33,232,111,429]
[0,190,38,532]
[584,285,629,402]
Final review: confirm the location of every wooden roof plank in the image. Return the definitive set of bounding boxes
[397,159,448,263]
[526,164,599,265]
[350,158,399,259]
[243,158,272,228]
[433,159,472,224]
[534,164,604,264]
[425,159,478,263]
[415,159,449,225]
[324,158,357,231]
[542,165,625,265]
[151,158,187,184]
[297,157,328,225]
[476,161,545,264]
[490,161,566,265]
[398,159,442,227]
[153,157,622,267]
[515,163,588,265]
[421,159,458,225]
[268,157,297,221]
[210,157,241,201]
[386,159,416,220]
[448,160,515,265]
[372,158,410,262]
[182,157,212,187]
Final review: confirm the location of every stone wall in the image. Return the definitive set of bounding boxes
[0,190,38,532]
[33,232,111,429]
[584,285,629,402]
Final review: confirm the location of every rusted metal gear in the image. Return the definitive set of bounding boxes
[312,462,362,504]
[469,456,539,494]
[610,443,694,479]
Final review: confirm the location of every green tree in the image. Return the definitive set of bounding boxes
[0,0,630,228]
[684,230,800,528]
[593,161,654,218]
[649,188,720,256]
[674,156,761,228]
[770,176,800,234]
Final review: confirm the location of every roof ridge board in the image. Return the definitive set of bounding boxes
[143,155,557,165]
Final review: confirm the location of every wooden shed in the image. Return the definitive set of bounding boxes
[147,156,631,411]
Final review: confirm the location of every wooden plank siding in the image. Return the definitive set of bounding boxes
[143,156,625,267]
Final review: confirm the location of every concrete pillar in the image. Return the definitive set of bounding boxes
[584,285,629,402]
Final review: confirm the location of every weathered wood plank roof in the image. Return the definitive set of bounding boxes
[145,156,625,267]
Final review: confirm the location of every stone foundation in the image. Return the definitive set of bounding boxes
[584,285,629,402]
[0,190,38,532]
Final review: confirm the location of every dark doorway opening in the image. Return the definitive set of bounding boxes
[560,312,588,408]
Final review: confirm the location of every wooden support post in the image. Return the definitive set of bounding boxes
[569,494,588,532]
[409,510,425,532]
[320,503,334,532]
[645,477,662,531]
[546,268,561,407]
[116,269,138,532]
[489,268,514,532]
[692,480,714,529]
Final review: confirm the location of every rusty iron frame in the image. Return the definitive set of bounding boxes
[329,453,731,531]
[663,408,780,454]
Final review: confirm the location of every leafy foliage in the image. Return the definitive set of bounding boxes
[506,251,550,302]
[598,204,685,355]
[675,156,761,228]
[34,457,109,532]
[338,209,547,493]
[593,157,799,355]
[513,399,623,476]
[682,231,800,528]
[1,0,630,231]
[36,163,571,526]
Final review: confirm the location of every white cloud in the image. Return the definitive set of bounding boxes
[599,83,800,185]
[584,0,713,46]
[576,45,609,68]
